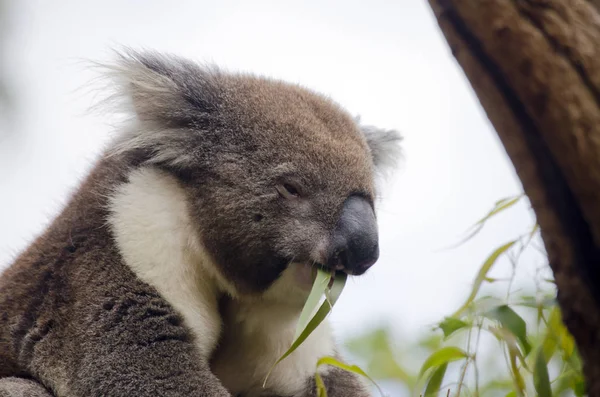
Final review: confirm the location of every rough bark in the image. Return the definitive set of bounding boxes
[426,0,600,394]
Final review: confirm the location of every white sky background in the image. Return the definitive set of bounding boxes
[0,0,546,388]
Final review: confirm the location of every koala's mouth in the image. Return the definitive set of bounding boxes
[313,250,378,277]
[314,262,345,276]
[314,261,365,277]
[293,262,344,291]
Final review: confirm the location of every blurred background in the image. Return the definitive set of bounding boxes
[0,1,559,396]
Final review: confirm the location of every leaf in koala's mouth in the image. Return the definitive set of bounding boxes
[263,269,346,388]
[294,269,332,339]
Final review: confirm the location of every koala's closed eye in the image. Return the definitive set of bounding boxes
[276,182,301,199]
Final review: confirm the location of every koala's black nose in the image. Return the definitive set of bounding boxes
[328,195,379,275]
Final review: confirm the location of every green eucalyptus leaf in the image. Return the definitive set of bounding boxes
[316,356,384,397]
[324,273,347,308]
[513,295,556,309]
[315,372,327,397]
[264,271,346,386]
[487,326,528,370]
[480,196,523,223]
[533,349,552,397]
[439,317,469,339]
[452,241,516,317]
[423,363,448,397]
[548,307,575,359]
[418,347,468,379]
[485,305,531,356]
[574,377,586,397]
[448,196,523,249]
[507,344,526,396]
[295,269,331,339]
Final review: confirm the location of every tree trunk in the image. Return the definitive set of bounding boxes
[426,0,600,394]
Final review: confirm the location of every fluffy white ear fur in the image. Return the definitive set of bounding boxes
[360,123,402,179]
[95,49,222,167]
[100,49,218,125]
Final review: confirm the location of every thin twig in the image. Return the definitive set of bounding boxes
[456,318,475,397]
[473,320,484,397]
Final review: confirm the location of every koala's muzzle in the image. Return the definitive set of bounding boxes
[327,196,379,275]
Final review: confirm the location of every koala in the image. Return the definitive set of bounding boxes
[0,50,401,397]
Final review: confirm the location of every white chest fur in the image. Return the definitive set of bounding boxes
[108,167,227,358]
[108,167,335,396]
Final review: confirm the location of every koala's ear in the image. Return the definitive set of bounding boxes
[105,48,220,129]
[359,123,403,178]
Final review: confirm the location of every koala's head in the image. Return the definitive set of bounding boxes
[107,50,401,295]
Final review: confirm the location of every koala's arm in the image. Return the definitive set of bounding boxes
[0,377,54,397]
[57,288,230,397]
[0,246,231,397]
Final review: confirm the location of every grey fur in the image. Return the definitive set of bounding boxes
[0,50,400,396]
